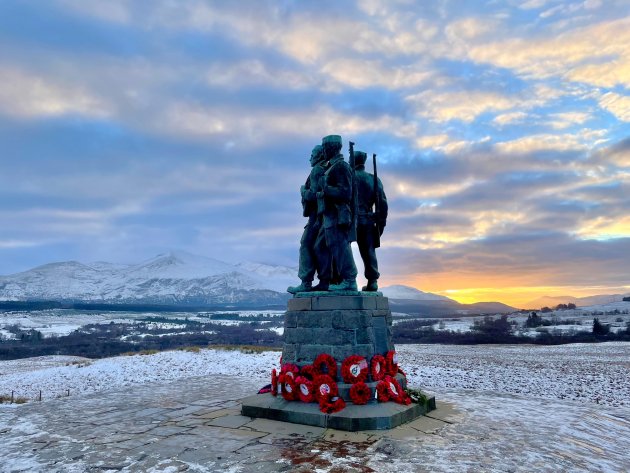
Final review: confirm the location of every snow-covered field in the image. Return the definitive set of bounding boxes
[2,342,629,408]
[0,309,284,339]
[0,349,281,403]
[392,308,630,336]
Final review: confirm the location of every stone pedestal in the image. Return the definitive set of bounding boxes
[282,292,393,366]
[241,292,435,431]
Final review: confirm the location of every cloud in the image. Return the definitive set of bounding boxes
[407,90,516,123]
[464,17,630,85]
[598,92,630,122]
[1,0,629,302]
[492,111,529,126]
[0,67,111,119]
[320,59,433,90]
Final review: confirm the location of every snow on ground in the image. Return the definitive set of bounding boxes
[0,349,280,402]
[365,389,630,473]
[2,342,630,409]
[0,309,284,338]
[0,356,88,376]
[399,342,630,407]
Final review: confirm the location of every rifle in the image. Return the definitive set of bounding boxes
[348,141,358,242]
[373,153,381,248]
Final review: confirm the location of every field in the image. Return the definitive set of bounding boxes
[2,342,629,408]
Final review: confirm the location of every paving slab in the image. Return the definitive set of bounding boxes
[2,375,630,472]
[244,417,326,437]
[205,414,252,429]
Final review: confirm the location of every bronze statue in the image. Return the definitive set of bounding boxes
[312,135,358,292]
[287,145,327,294]
[353,151,388,291]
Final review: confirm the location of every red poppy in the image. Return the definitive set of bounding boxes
[341,355,368,384]
[370,354,386,381]
[383,375,403,401]
[299,364,316,380]
[349,382,371,405]
[295,376,315,403]
[385,351,399,376]
[281,375,298,401]
[318,394,346,414]
[313,353,337,380]
[376,380,391,402]
[281,363,299,380]
[313,374,338,402]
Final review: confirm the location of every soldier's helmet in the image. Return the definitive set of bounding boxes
[354,151,367,167]
[322,135,342,155]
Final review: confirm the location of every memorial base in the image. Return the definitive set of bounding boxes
[241,293,436,431]
[241,393,436,431]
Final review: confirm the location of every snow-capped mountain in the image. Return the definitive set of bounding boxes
[0,251,295,306]
[380,284,454,302]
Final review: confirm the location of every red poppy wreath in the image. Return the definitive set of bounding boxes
[341,355,368,384]
[281,374,298,401]
[385,350,399,376]
[281,363,299,380]
[313,353,337,380]
[313,374,338,402]
[319,394,346,414]
[299,364,316,381]
[376,379,391,402]
[349,382,371,405]
[295,376,315,403]
[370,354,386,381]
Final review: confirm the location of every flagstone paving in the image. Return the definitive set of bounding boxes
[1,375,629,472]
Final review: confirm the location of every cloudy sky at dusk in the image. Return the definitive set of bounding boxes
[1,0,629,306]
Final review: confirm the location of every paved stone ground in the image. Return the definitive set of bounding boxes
[1,375,629,472]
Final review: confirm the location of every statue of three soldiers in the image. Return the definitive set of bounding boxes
[288,135,388,294]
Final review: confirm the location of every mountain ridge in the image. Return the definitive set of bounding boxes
[1,252,518,313]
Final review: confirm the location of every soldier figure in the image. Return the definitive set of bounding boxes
[353,151,388,291]
[312,135,358,291]
[287,145,328,294]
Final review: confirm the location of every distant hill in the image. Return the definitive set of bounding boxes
[0,255,518,314]
[525,293,630,309]
[381,285,455,302]
[0,251,293,308]
[383,285,517,317]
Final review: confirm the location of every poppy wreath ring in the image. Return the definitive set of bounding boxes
[385,350,399,376]
[383,375,403,401]
[370,354,386,381]
[296,376,315,403]
[319,393,346,414]
[281,363,300,379]
[341,355,369,384]
[281,375,298,401]
[313,353,337,380]
[349,382,371,405]
[313,374,338,402]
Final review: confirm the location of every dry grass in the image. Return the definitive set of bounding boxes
[208,344,279,354]
[178,346,200,353]
[0,394,28,404]
[118,344,279,358]
[65,360,92,368]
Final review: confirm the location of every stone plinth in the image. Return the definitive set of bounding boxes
[241,292,436,431]
[241,392,436,431]
[282,293,393,366]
